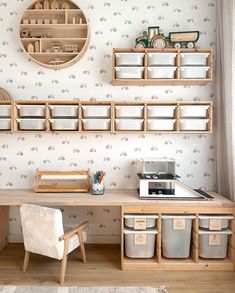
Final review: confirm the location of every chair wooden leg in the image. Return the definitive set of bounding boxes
[60,254,68,284]
[60,238,69,284]
[23,251,30,272]
[78,231,86,263]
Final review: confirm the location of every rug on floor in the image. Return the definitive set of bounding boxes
[0,286,168,293]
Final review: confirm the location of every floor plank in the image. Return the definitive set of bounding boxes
[0,244,234,293]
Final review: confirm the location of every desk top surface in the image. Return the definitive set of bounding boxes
[0,189,234,209]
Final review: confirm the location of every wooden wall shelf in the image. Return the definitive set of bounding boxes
[19,0,89,69]
[112,48,213,86]
[0,100,213,134]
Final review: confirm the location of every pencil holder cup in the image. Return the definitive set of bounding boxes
[92,182,105,195]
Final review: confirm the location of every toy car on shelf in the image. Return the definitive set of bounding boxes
[135,26,200,49]
[63,44,79,53]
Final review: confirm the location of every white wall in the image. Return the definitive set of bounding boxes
[0,0,216,243]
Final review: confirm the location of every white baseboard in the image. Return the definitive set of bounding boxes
[8,234,121,244]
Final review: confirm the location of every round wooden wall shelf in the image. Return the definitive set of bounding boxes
[19,0,89,69]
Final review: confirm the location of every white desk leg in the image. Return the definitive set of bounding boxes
[0,206,8,250]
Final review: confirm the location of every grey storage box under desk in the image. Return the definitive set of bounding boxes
[124,228,158,258]
[161,215,195,258]
[124,214,158,230]
[199,229,232,258]
[199,215,233,230]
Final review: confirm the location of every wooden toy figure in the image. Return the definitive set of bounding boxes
[51,0,59,9]
[35,0,43,10]
[27,43,34,53]
[35,41,40,53]
[62,2,70,9]
[43,0,50,9]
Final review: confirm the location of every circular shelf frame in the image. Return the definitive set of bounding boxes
[19,0,89,69]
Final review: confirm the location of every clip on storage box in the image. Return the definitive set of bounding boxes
[35,169,90,193]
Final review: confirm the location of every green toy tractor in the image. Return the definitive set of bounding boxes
[135,26,167,48]
[135,26,200,49]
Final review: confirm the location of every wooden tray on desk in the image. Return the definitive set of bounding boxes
[35,169,90,193]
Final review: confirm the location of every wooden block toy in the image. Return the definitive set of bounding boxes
[51,0,59,9]
[43,0,50,9]
[27,43,34,53]
[35,0,43,10]
[62,2,70,9]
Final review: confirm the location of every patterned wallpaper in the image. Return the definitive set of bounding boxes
[0,0,216,243]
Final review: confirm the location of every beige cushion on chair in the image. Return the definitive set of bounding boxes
[64,226,87,254]
[20,204,87,260]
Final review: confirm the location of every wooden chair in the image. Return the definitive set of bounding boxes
[20,204,88,284]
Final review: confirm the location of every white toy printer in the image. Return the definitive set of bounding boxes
[137,158,213,200]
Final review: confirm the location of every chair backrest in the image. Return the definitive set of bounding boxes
[20,204,65,260]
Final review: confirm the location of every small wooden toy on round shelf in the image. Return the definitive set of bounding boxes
[51,0,59,10]
[27,43,35,53]
[35,41,40,53]
[20,29,30,38]
[35,0,43,10]
[51,42,62,53]
[62,2,70,9]
[48,58,66,65]
[43,0,50,9]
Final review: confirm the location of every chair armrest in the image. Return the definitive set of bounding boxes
[59,221,89,241]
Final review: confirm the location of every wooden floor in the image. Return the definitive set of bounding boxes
[0,244,235,292]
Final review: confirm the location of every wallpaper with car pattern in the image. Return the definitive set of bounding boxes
[0,0,216,243]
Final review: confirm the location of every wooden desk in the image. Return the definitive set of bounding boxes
[0,189,235,271]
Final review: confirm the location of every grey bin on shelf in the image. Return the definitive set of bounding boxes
[161,215,195,258]
[180,67,210,79]
[115,53,145,66]
[115,106,144,118]
[49,105,79,118]
[199,215,233,230]
[16,105,45,117]
[180,53,210,66]
[0,105,11,117]
[147,52,177,66]
[82,106,111,118]
[17,119,46,130]
[199,229,232,258]
[124,228,158,258]
[115,67,145,79]
[50,119,78,131]
[147,67,177,79]
[0,119,11,130]
[124,214,158,229]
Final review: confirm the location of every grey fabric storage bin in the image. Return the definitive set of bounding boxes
[124,228,157,258]
[0,105,11,117]
[17,119,46,130]
[199,215,233,230]
[124,214,158,229]
[199,229,232,258]
[0,119,11,130]
[161,215,195,258]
